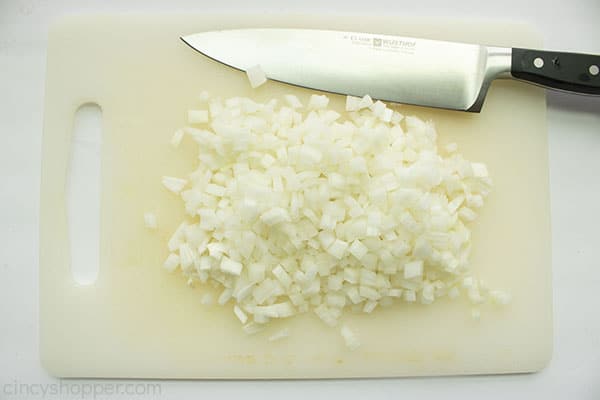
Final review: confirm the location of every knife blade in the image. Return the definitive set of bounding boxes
[181,29,600,112]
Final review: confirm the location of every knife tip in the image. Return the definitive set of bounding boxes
[179,35,195,50]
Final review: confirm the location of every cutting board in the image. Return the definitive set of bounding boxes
[40,14,552,378]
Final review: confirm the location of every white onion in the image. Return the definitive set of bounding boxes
[363,300,377,313]
[242,322,264,335]
[144,212,157,229]
[268,328,290,342]
[340,325,361,350]
[348,239,368,260]
[358,94,373,110]
[162,90,511,343]
[162,176,187,194]
[233,305,248,324]
[403,260,423,280]
[246,65,267,88]
[163,253,180,272]
[344,95,360,111]
[308,94,329,109]
[171,129,185,148]
[284,94,303,109]
[188,110,209,124]
[471,162,489,178]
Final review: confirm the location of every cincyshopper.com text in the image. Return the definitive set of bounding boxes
[2,380,162,399]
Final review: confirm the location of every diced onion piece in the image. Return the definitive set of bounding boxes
[345,286,362,304]
[358,95,373,110]
[314,304,339,327]
[363,300,377,313]
[171,129,185,148]
[318,231,335,249]
[345,95,361,111]
[272,264,292,289]
[162,176,187,193]
[248,263,266,283]
[381,108,393,123]
[188,109,209,124]
[260,207,291,226]
[246,65,267,88]
[404,260,423,280]
[242,322,264,335]
[359,286,380,301]
[179,243,196,270]
[163,254,180,272]
[220,257,243,276]
[253,279,277,304]
[349,239,368,260]
[471,163,489,178]
[167,222,187,251]
[234,282,255,301]
[467,194,484,209]
[253,302,295,318]
[308,94,329,109]
[340,325,361,350]
[459,207,477,222]
[391,111,403,124]
[343,268,359,284]
[261,153,276,169]
[268,328,290,342]
[421,282,435,304]
[326,293,346,308]
[404,290,417,302]
[448,196,465,214]
[284,94,303,109]
[144,212,157,229]
[218,288,233,305]
[234,305,248,324]
[370,100,386,116]
[205,183,226,197]
[327,239,349,259]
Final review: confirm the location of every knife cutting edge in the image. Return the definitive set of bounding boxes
[181,29,600,112]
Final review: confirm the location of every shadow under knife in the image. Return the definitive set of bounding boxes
[546,91,600,114]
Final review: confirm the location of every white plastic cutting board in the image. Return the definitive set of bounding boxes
[40,14,552,378]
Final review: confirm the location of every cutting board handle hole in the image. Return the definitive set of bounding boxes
[67,103,102,285]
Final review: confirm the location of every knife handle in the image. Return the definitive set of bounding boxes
[511,48,600,95]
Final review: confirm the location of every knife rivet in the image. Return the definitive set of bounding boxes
[533,57,544,68]
[590,65,599,76]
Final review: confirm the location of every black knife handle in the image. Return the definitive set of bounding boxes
[511,48,600,95]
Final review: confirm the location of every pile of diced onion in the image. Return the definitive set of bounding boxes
[152,83,511,348]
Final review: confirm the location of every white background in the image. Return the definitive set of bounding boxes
[1,0,599,399]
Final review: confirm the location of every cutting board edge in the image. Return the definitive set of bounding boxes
[39,14,552,379]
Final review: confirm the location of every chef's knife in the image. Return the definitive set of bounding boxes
[181,29,600,112]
